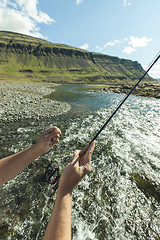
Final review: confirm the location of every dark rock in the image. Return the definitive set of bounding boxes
[105,82,160,99]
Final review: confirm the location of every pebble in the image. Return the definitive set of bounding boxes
[0,81,71,124]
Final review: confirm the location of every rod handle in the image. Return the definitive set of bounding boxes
[79,143,90,160]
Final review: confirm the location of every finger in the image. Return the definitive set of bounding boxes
[48,130,61,142]
[54,127,61,135]
[46,126,61,135]
[71,150,80,164]
[51,133,60,140]
[83,141,96,167]
[65,149,80,167]
[80,164,89,176]
[49,135,60,146]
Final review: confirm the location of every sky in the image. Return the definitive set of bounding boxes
[0,0,160,79]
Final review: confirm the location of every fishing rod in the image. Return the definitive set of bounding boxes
[78,52,160,158]
[45,52,160,193]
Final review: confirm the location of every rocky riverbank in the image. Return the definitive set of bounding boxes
[0,80,159,125]
[0,81,71,125]
[102,82,160,99]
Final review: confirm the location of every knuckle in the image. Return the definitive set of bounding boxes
[88,150,92,156]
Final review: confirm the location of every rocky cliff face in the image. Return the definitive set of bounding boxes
[0,31,153,83]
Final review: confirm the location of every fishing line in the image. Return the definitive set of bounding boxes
[144,51,160,71]
[45,52,160,192]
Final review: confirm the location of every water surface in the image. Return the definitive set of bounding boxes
[0,84,160,239]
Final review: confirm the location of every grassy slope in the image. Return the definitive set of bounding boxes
[0,31,154,83]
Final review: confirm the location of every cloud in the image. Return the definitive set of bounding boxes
[144,64,160,79]
[123,36,152,54]
[79,43,89,50]
[104,39,119,47]
[123,46,136,54]
[129,36,152,48]
[102,36,152,55]
[123,0,131,7]
[0,0,55,38]
[76,0,84,5]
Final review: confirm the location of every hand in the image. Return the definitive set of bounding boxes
[35,126,61,155]
[58,141,96,196]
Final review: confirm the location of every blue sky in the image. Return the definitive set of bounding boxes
[0,0,160,78]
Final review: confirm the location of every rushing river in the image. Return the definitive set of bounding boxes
[0,84,160,239]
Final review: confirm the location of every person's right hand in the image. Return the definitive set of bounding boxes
[35,126,61,155]
[58,141,96,196]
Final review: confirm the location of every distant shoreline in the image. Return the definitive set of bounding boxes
[101,81,160,99]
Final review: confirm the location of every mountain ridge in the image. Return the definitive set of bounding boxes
[0,31,154,83]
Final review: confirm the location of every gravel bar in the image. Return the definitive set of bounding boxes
[0,81,71,124]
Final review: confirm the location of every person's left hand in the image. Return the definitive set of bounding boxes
[35,126,61,155]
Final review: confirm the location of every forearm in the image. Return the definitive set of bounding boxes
[0,144,42,185]
[43,141,95,240]
[43,191,72,240]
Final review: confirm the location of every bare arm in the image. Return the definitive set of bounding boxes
[0,126,61,185]
[43,140,96,240]
[43,191,72,240]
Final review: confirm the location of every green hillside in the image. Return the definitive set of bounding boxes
[0,31,153,83]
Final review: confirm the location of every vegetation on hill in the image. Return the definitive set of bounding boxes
[0,31,154,83]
